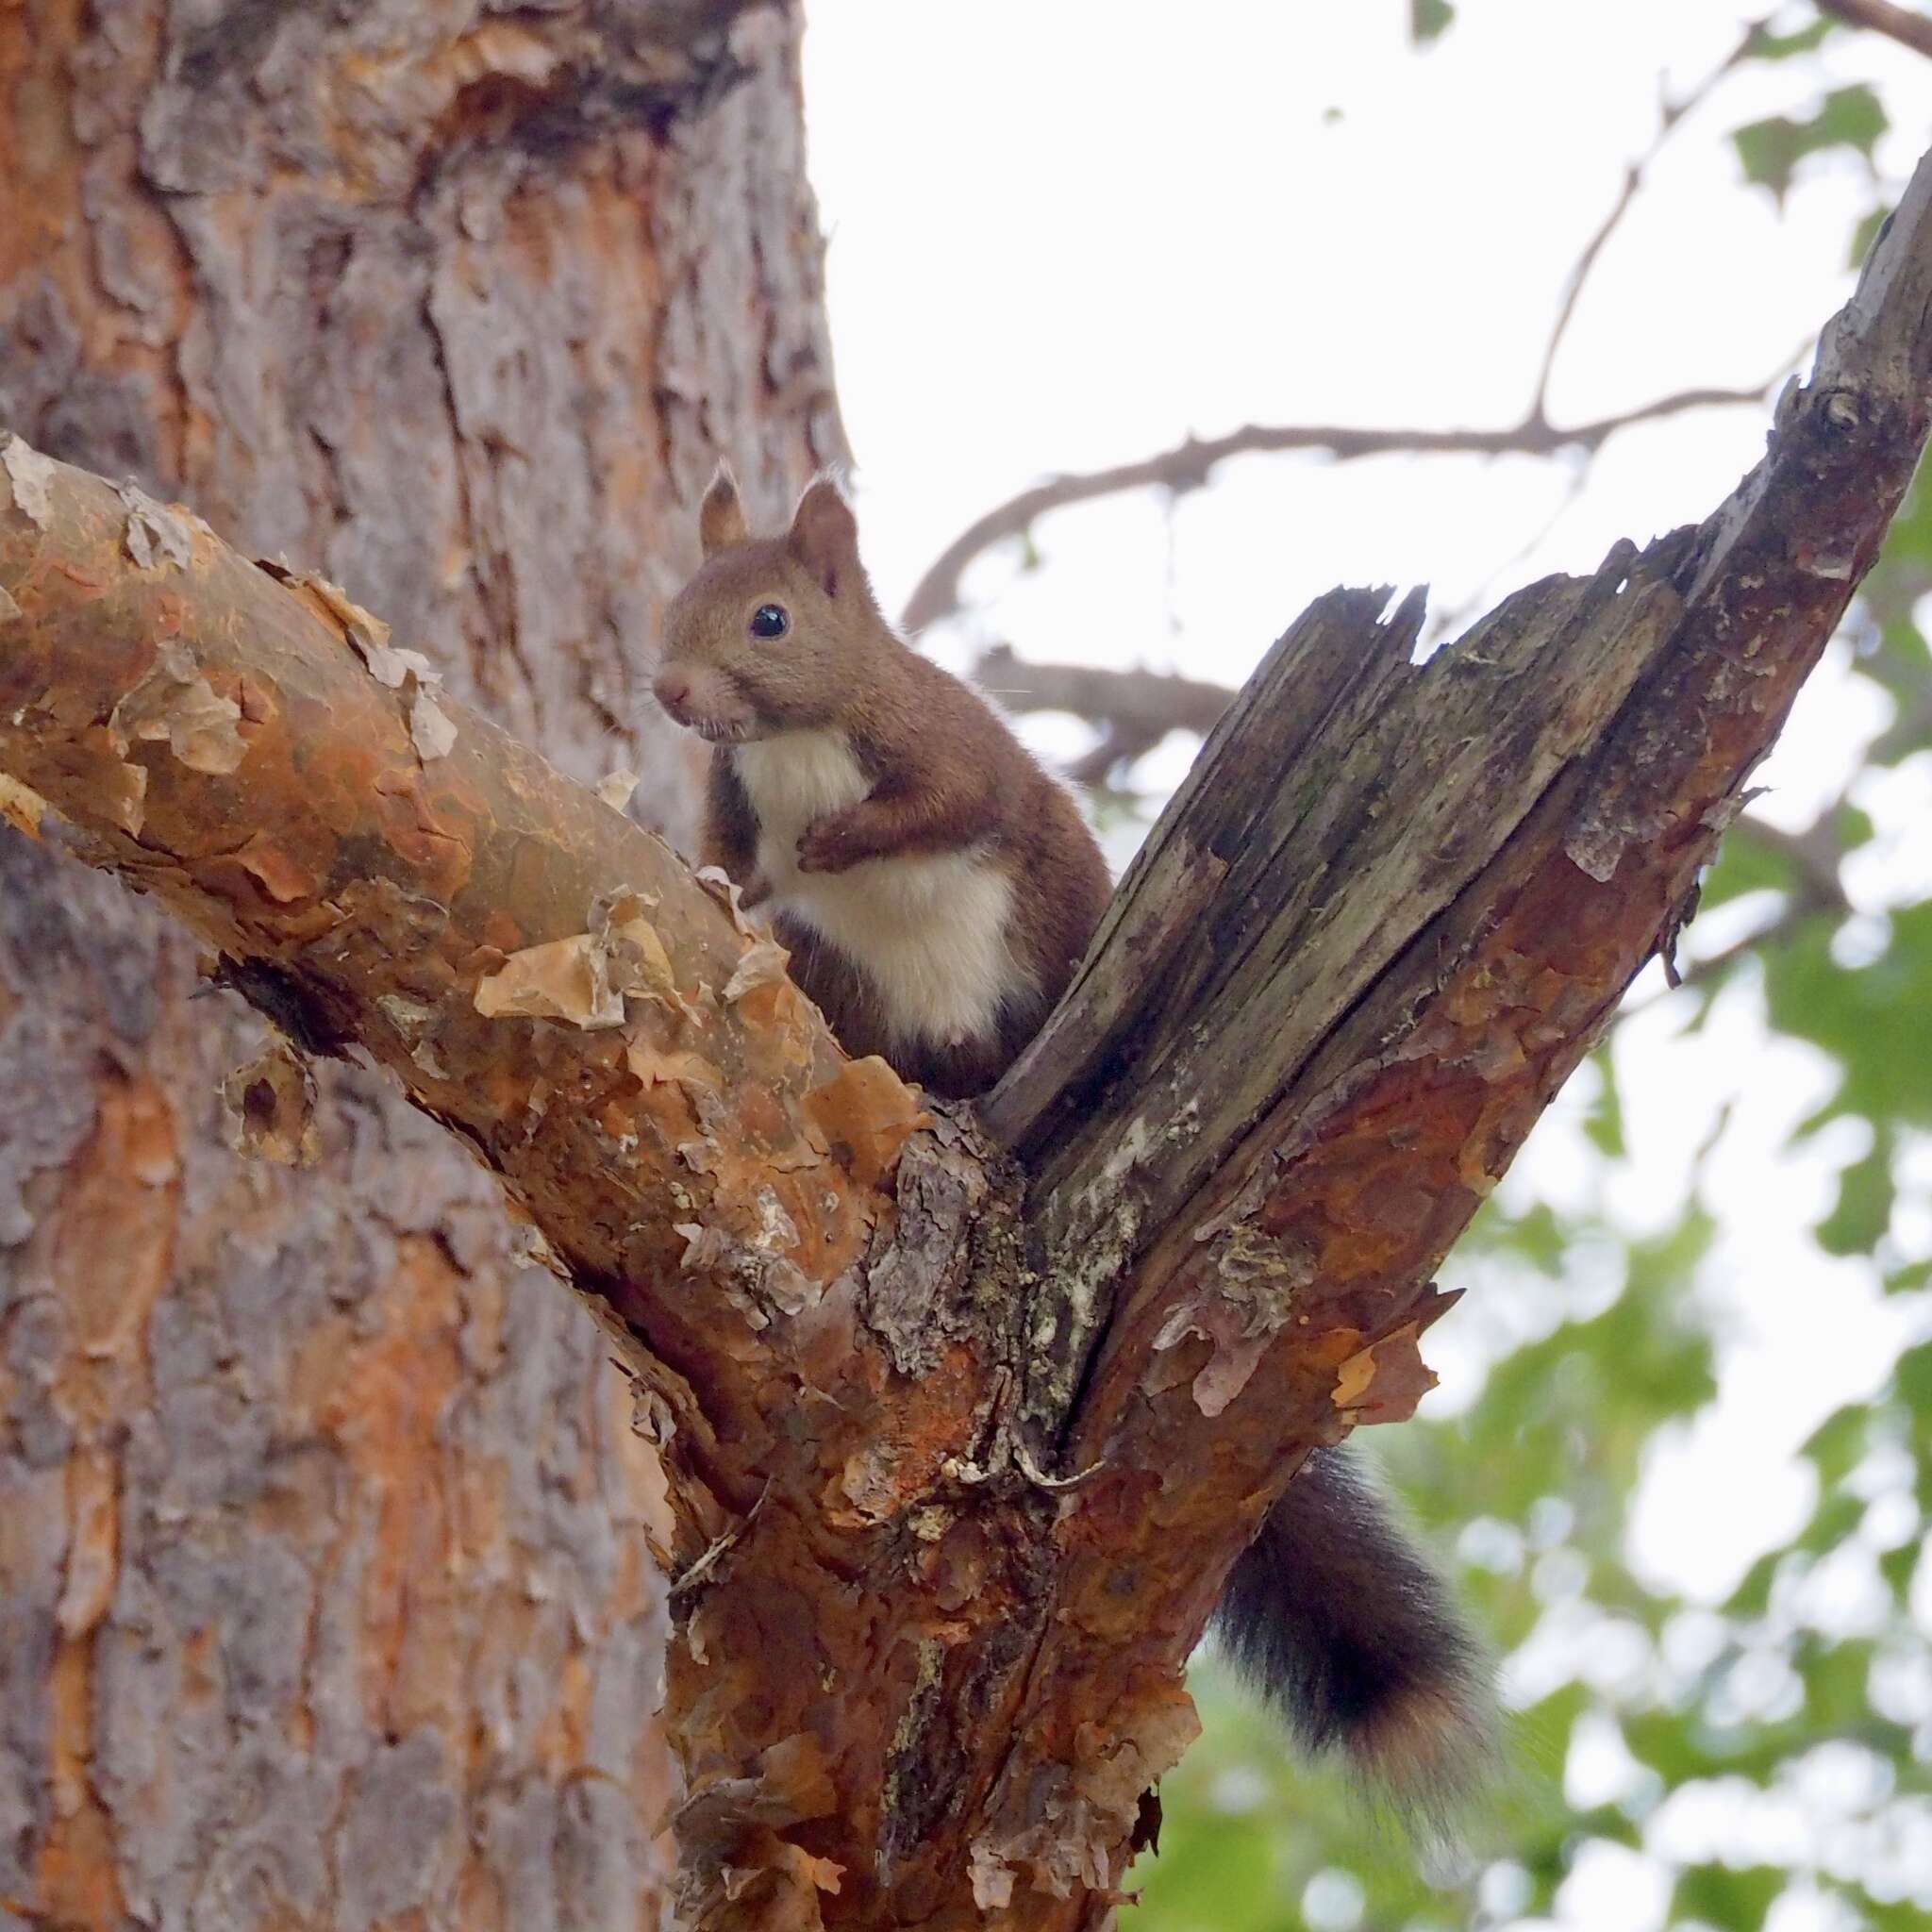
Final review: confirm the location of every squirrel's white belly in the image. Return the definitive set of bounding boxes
[733,731,1019,1048]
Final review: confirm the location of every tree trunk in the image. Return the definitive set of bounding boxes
[0,5,841,1927]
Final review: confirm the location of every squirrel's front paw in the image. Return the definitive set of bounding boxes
[796,819,860,874]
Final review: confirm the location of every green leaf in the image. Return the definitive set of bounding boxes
[1801,1403,1871,1489]
[1797,1487,1865,1558]
[1767,902,1932,1133]
[1849,203,1892,272]
[1726,1544,1799,1620]
[1814,83,1889,156]
[1867,1900,1932,1932]
[1673,1862,1789,1931]
[1488,1198,1568,1274]
[1896,1340,1932,1423]
[1410,0,1455,44]
[1878,1537,1919,1598]
[1733,85,1889,206]
[1743,19,1836,61]
[1697,823,1800,910]
[1795,1636,1876,1727]
[1816,1132,1892,1256]
[1885,1258,1932,1297]
[1584,1048,1625,1158]
[1832,801,1876,855]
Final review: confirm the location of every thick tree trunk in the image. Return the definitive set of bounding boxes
[0,5,840,1927]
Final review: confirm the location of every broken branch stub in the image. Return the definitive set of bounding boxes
[991,144,1932,1437]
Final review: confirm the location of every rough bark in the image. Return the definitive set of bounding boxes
[4,141,1930,1932]
[0,5,840,1927]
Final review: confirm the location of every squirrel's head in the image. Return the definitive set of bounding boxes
[655,469,882,742]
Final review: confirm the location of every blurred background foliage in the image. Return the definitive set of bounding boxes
[1008,10,1932,1930]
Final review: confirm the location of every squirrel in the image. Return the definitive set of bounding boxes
[654,469,1495,1812]
[654,468,1110,1098]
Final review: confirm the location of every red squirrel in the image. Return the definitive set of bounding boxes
[655,469,1109,1098]
[654,471,1494,1812]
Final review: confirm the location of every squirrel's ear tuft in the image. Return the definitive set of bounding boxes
[786,476,859,597]
[699,464,748,557]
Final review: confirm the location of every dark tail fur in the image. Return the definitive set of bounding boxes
[1210,1444,1494,1816]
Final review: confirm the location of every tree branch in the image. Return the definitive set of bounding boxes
[974,641,1236,784]
[4,132,1931,1930]
[1531,21,1765,420]
[0,450,1050,1924]
[900,384,1778,635]
[946,154,1932,1897]
[1816,0,1932,61]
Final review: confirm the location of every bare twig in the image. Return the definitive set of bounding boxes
[1816,0,1932,61]
[901,384,1778,635]
[903,20,1788,646]
[974,645,1235,739]
[1531,24,1762,419]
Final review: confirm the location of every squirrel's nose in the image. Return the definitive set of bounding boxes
[653,668,694,718]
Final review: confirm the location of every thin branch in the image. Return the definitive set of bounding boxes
[1816,0,1932,61]
[1872,678,1932,760]
[901,21,1784,645]
[1530,23,1761,420]
[899,381,1778,635]
[1737,814,1855,910]
[978,644,1233,742]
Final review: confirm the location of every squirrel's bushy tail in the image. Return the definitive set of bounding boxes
[1210,1444,1495,1819]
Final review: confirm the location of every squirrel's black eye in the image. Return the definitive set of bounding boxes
[750,603,790,641]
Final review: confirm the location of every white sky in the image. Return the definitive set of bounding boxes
[801,3,1932,1918]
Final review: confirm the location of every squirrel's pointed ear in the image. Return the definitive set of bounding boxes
[698,465,748,557]
[786,476,859,597]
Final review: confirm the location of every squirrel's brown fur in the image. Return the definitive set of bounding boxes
[657,469,1108,1096]
[655,470,1494,1813]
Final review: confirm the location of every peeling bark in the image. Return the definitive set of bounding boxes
[0,3,839,1926]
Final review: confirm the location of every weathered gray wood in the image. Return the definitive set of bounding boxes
[988,555,1683,1335]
